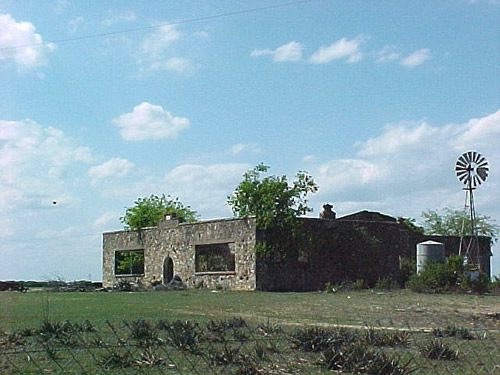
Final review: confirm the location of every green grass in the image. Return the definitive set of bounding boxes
[1,289,499,330]
[0,290,498,374]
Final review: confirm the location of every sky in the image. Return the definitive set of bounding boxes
[0,0,499,281]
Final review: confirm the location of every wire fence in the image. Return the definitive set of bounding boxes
[1,317,498,374]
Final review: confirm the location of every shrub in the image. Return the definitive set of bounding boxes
[352,279,365,290]
[407,255,464,293]
[290,327,358,352]
[398,257,416,286]
[420,340,459,360]
[363,328,411,347]
[163,320,201,352]
[321,342,416,374]
[432,325,475,340]
[461,272,490,294]
[256,320,283,337]
[375,277,399,291]
[124,319,157,345]
[491,276,500,294]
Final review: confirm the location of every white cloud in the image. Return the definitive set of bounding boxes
[310,110,500,220]
[92,211,120,229]
[316,159,387,191]
[302,155,316,163]
[251,41,304,62]
[231,143,261,155]
[193,31,209,38]
[148,57,199,75]
[452,110,500,153]
[88,158,134,184]
[0,13,56,69]
[357,121,441,156]
[400,48,431,67]
[376,45,401,63]
[309,35,368,64]
[164,163,250,217]
[141,24,180,58]
[112,102,190,141]
[102,11,136,26]
[68,17,85,33]
[53,0,68,14]
[136,23,200,76]
[0,119,93,214]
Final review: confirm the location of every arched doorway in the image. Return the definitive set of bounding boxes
[163,257,174,284]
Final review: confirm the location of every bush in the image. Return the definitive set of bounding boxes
[491,276,500,294]
[407,255,464,293]
[461,272,490,294]
[325,282,340,294]
[398,257,415,286]
[352,279,365,290]
[432,325,475,340]
[374,277,399,291]
[420,340,459,361]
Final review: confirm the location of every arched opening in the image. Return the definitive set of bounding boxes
[163,257,174,284]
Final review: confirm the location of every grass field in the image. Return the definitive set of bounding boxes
[1,290,499,374]
[1,289,499,331]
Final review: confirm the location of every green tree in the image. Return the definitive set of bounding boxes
[121,194,197,230]
[421,208,498,243]
[227,163,319,229]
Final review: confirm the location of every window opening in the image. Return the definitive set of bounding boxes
[195,243,235,273]
[115,250,144,275]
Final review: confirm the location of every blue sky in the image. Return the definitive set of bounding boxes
[1,0,499,281]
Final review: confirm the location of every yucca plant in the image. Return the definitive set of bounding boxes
[420,339,459,360]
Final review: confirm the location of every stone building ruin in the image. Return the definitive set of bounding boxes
[102,208,491,291]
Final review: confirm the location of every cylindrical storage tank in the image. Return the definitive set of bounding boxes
[416,241,445,273]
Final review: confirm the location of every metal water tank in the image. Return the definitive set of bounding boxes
[416,241,445,273]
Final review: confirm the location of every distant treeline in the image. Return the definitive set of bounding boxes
[0,280,103,291]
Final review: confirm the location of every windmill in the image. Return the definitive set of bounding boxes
[455,151,489,267]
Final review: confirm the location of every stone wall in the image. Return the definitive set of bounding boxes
[255,218,492,291]
[103,213,491,291]
[255,218,410,291]
[103,217,257,290]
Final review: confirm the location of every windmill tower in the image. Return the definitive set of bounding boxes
[455,151,489,268]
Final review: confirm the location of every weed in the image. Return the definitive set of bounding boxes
[375,277,399,291]
[233,329,249,342]
[324,281,339,293]
[135,347,164,367]
[432,325,475,340]
[124,319,158,346]
[254,343,268,361]
[290,327,357,352]
[236,356,261,375]
[43,343,59,361]
[420,339,459,360]
[206,317,248,332]
[363,328,411,347]
[207,343,241,365]
[73,320,95,333]
[1,332,26,346]
[100,350,133,368]
[256,320,283,337]
[352,279,365,290]
[461,272,490,294]
[164,320,200,352]
[320,342,416,374]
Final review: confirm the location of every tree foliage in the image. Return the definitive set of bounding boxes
[421,208,498,243]
[121,194,197,230]
[227,163,319,229]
